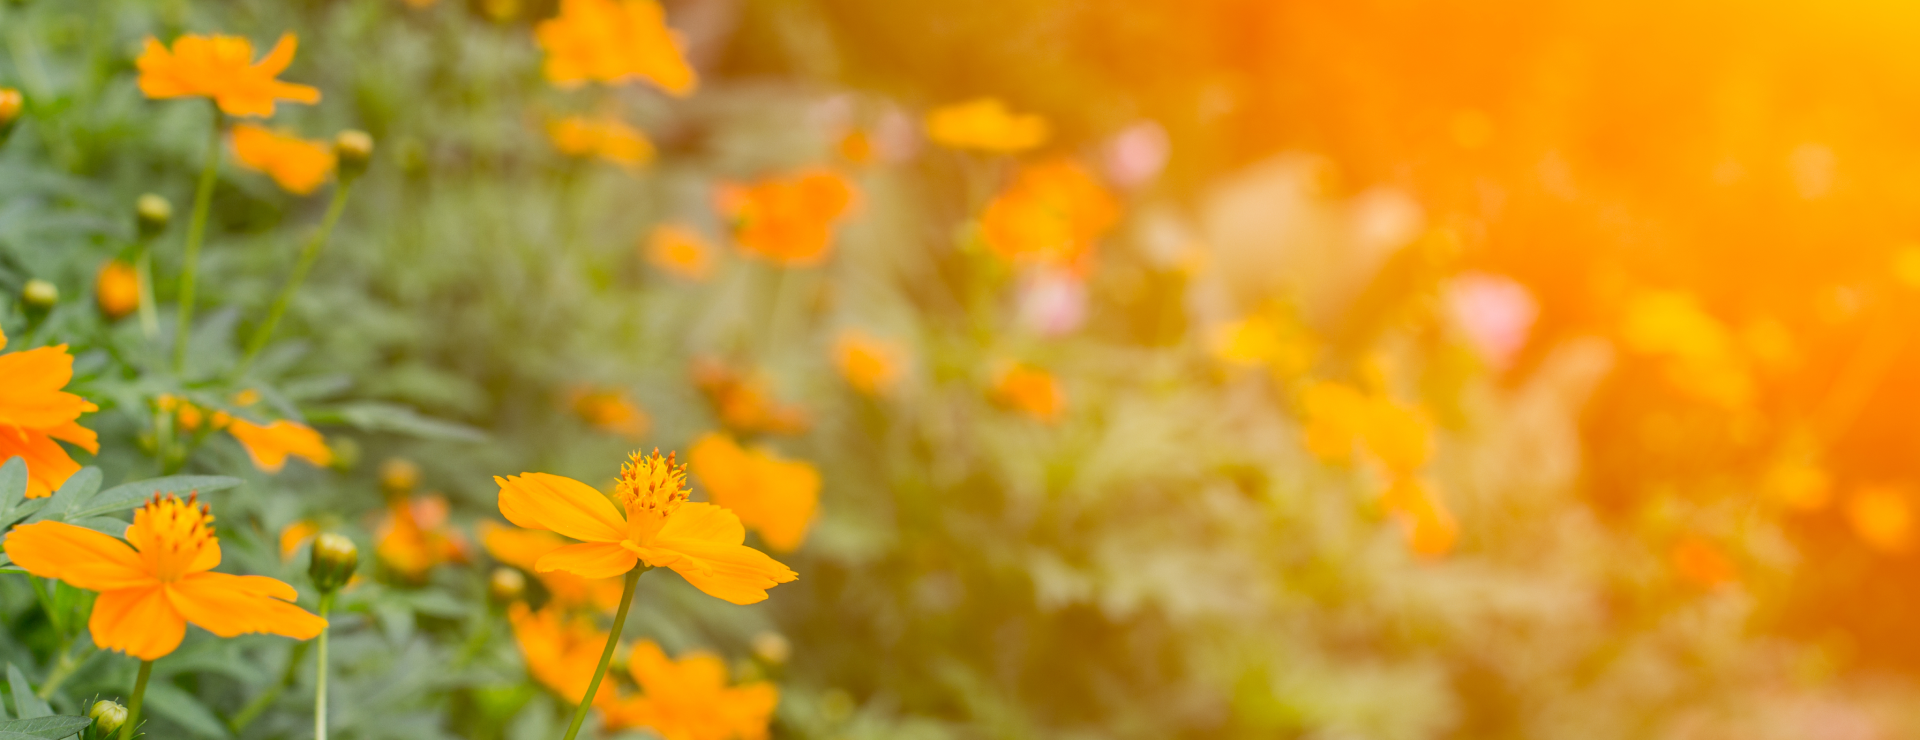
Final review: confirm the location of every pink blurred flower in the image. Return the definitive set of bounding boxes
[1102,121,1169,190]
[1018,269,1089,336]
[1444,272,1537,369]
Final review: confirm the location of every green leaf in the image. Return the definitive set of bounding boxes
[23,468,101,525]
[314,401,486,442]
[141,682,230,739]
[68,476,243,521]
[5,665,48,719]
[0,459,28,530]
[0,715,94,738]
[0,731,62,740]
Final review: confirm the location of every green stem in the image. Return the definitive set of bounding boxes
[235,180,355,377]
[173,108,223,375]
[558,567,642,740]
[135,239,159,340]
[36,644,90,699]
[119,660,152,740]
[315,592,334,740]
[227,640,309,733]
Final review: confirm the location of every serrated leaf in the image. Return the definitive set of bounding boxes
[0,715,94,738]
[68,476,243,521]
[23,468,101,524]
[314,402,486,442]
[141,681,230,739]
[5,665,48,719]
[0,731,58,740]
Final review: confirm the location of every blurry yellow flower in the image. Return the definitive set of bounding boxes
[509,602,619,705]
[227,418,333,473]
[1360,398,1434,475]
[481,522,626,612]
[231,388,261,407]
[689,433,820,553]
[832,330,905,396]
[535,0,696,95]
[602,640,780,740]
[231,124,336,195]
[980,159,1118,273]
[1210,310,1317,379]
[136,33,320,117]
[990,362,1065,423]
[0,88,20,126]
[1298,381,1368,463]
[1894,244,1920,289]
[1763,455,1831,511]
[95,260,141,320]
[837,129,874,165]
[691,357,811,435]
[176,401,206,432]
[380,457,421,496]
[924,98,1048,154]
[1670,537,1736,588]
[714,169,857,267]
[1848,485,1913,554]
[647,224,716,281]
[548,114,655,169]
[1380,476,1458,558]
[279,519,320,560]
[570,387,651,439]
[1620,290,1754,408]
[376,494,471,581]
[0,329,99,499]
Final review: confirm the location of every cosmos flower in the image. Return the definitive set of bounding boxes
[602,640,779,740]
[226,418,333,473]
[482,522,626,613]
[570,387,651,439]
[230,124,335,194]
[990,362,1065,423]
[535,0,696,95]
[135,33,320,117]
[1379,476,1458,558]
[714,169,856,266]
[95,260,141,320]
[547,114,655,169]
[375,494,471,581]
[832,330,905,396]
[647,224,717,281]
[980,159,1118,273]
[508,602,618,705]
[690,358,810,436]
[923,98,1047,154]
[688,433,820,553]
[0,327,99,498]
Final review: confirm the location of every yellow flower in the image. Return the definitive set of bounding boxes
[980,159,1118,273]
[714,169,857,266]
[231,124,337,195]
[482,522,627,612]
[93,260,141,321]
[990,362,1065,423]
[602,640,779,740]
[375,495,471,581]
[0,327,99,498]
[688,433,820,553]
[1620,290,1754,409]
[1848,485,1912,554]
[690,357,810,435]
[494,450,798,604]
[647,224,716,281]
[509,603,619,705]
[0,87,20,126]
[924,98,1048,153]
[570,387,651,439]
[535,0,696,95]
[4,494,326,660]
[135,33,321,117]
[1209,309,1317,379]
[1297,381,1368,463]
[226,418,333,473]
[832,330,905,396]
[548,114,655,169]
[1380,477,1458,558]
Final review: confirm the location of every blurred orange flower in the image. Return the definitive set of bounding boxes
[226,418,333,473]
[231,124,336,195]
[1360,399,1434,475]
[924,98,1048,154]
[1848,485,1913,553]
[832,330,905,396]
[4,494,326,660]
[990,362,1065,423]
[547,114,654,169]
[1209,309,1318,380]
[691,357,810,435]
[714,169,857,266]
[136,33,320,117]
[1670,537,1737,588]
[1298,381,1368,463]
[837,129,874,165]
[1380,476,1458,558]
[482,522,626,612]
[0,88,19,126]
[0,327,99,499]
[376,495,471,581]
[509,602,618,705]
[1620,290,1755,409]
[647,224,716,281]
[278,519,320,560]
[980,159,1118,273]
[95,260,141,320]
[494,450,798,604]
[688,433,820,553]
[535,0,696,95]
[602,640,779,740]
[570,387,650,439]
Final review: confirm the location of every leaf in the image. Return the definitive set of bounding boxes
[0,715,94,738]
[141,682,231,739]
[0,501,45,532]
[0,731,61,740]
[68,476,243,521]
[23,468,101,525]
[5,665,48,719]
[0,458,25,524]
[313,402,486,442]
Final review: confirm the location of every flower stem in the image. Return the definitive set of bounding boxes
[315,592,334,740]
[235,180,355,377]
[119,660,152,740]
[558,567,643,740]
[173,107,223,375]
[227,640,309,734]
[135,239,159,340]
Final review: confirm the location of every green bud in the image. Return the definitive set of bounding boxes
[328,435,362,472]
[22,279,58,314]
[488,567,526,605]
[335,130,374,181]
[308,533,359,593]
[135,194,172,240]
[89,700,127,736]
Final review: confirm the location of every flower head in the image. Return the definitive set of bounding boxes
[226,418,333,473]
[714,169,857,267]
[688,433,819,553]
[1670,536,1736,588]
[570,387,651,439]
[0,88,20,126]
[0,327,100,498]
[924,98,1048,154]
[990,362,1064,423]
[4,493,326,660]
[602,640,779,740]
[95,260,141,321]
[647,224,717,281]
[1380,477,1458,558]
[375,495,470,581]
[690,358,810,435]
[536,0,697,95]
[1210,307,1318,379]
[494,450,798,604]
[509,603,618,705]
[482,522,626,612]
[832,330,905,396]
[136,33,321,117]
[980,159,1118,273]
[548,114,654,169]
[231,124,336,195]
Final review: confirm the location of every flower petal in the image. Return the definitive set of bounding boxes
[495,473,626,543]
[166,571,326,639]
[535,541,638,579]
[4,521,152,591]
[90,585,187,661]
[254,33,297,76]
[645,503,797,605]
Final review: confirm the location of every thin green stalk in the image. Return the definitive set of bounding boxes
[227,640,309,733]
[558,567,643,740]
[119,660,152,740]
[173,108,223,374]
[314,592,334,740]
[37,644,91,699]
[135,240,158,340]
[235,180,355,376]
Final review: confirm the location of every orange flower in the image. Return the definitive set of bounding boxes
[690,358,810,435]
[688,433,820,553]
[278,519,320,560]
[226,418,333,473]
[602,640,779,740]
[1209,309,1317,379]
[4,494,326,660]
[832,330,905,396]
[647,224,716,281]
[95,260,141,320]
[547,114,655,169]
[980,159,1118,273]
[482,522,626,612]
[990,362,1065,423]
[535,0,697,95]
[1670,537,1737,588]
[837,129,874,165]
[0,327,100,498]
[135,33,321,117]
[494,450,797,604]
[1848,485,1912,553]
[1296,381,1433,473]
[375,495,471,581]
[508,603,618,705]
[231,124,336,195]
[570,387,651,439]
[1380,477,1458,558]
[924,98,1049,153]
[714,169,857,266]
[0,87,20,126]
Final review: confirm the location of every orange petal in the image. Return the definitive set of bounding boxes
[254,33,298,76]
[0,425,85,499]
[4,521,153,591]
[645,503,797,604]
[90,585,187,660]
[494,473,626,543]
[535,541,638,579]
[166,571,326,639]
[0,345,96,429]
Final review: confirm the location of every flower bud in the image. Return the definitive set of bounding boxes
[380,457,420,496]
[22,279,57,314]
[488,567,526,604]
[308,533,359,593]
[95,260,140,321]
[89,700,127,736]
[335,130,374,181]
[135,194,172,240]
[0,88,21,134]
[751,631,791,665]
[328,435,362,472]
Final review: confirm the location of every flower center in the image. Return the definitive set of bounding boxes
[614,449,688,543]
[130,493,216,582]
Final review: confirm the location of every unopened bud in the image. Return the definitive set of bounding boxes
[89,700,127,736]
[751,631,790,665]
[95,260,140,321]
[22,279,57,313]
[308,533,359,593]
[489,567,526,604]
[0,88,21,129]
[380,457,420,496]
[335,130,374,180]
[135,194,172,240]
[328,436,361,472]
